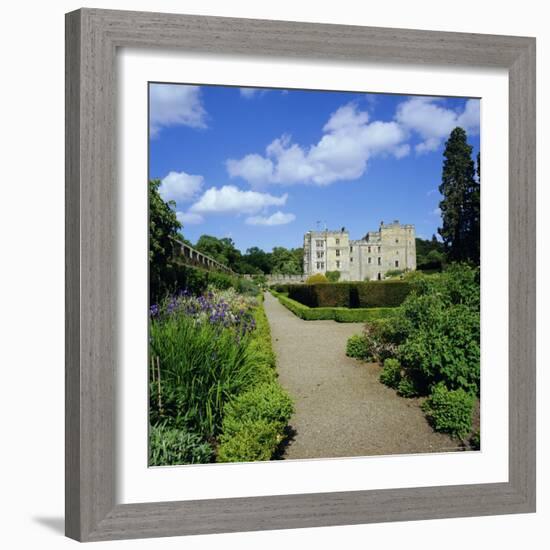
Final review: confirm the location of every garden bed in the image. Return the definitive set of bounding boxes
[149,288,294,465]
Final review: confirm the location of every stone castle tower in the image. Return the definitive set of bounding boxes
[303,221,416,281]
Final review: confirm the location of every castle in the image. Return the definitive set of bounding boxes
[303,221,416,281]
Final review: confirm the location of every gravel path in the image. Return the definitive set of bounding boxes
[264,292,462,459]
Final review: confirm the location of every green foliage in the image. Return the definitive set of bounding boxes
[379,358,402,389]
[384,269,404,279]
[286,281,411,309]
[274,292,395,323]
[149,425,213,466]
[346,334,370,359]
[421,383,475,439]
[397,264,480,394]
[217,383,293,463]
[396,375,420,397]
[149,314,257,437]
[271,246,303,275]
[305,273,328,284]
[149,179,183,302]
[438,127,480,264]
[217,419,280,463]
[326,270,341,282]
[416,236,446,271]
[470,429,481,450]
[165,264,259,299]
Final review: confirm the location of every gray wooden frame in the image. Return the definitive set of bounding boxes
[65,8,536,542]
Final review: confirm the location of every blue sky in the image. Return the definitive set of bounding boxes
[149,84,480,252]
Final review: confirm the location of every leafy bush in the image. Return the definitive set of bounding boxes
[470,430,481,450]
[217,382,294,462]
[398,298,480,393]
[363,265,480,395]
[379,358,402,388]
[149,425,213,466]
[326,270,341,282]
[421,383,475,439]
[305,273,328,284]
[217,419,280,463]
[396,375,420,397]
[346,334,370,359]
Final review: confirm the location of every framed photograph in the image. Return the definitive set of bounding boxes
[65,8,536,542]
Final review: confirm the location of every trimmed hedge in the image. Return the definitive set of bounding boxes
[286,281,411,309]
[216,296,294,462]
[273,292,395,323]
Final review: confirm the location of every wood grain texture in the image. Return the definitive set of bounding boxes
[65,8,536,542]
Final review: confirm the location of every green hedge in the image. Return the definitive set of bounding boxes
[274,292,395,323]
[217,297,294,462]
[285,281,411,309]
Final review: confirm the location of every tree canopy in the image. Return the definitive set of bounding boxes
[149,179,182,300]
[438,127,480,264]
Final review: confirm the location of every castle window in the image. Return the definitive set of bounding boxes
[350,257,353,263]
[378,246,381,253]
[395,260,399,268]
[336,261,341,268]
[316,240,324,247]
[350,246,353,252]
[377,273,382,280]
[377,257,381,265]
[368,257,372,264]
[321,262,325,269]
[395,238,399,243]
[336,238,340,245]
[317,251,324,259]
[336,249,341,257]
[368,246,371,253]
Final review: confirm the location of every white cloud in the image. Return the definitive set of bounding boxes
[176,211,204,225]
[239,88,267,99]
[149,84,207,137]
[227,103,409,187]
[190,185,287,214]
[432,207,442,216]
[395,97,480,154]
[245,211,296,226]
[159,171,204,203]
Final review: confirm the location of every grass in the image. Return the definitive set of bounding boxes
[272,291,396,322]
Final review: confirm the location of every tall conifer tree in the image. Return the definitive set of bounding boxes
[438,127,479,264]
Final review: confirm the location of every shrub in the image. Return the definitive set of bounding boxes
[149,425,213,466]
[379,358,402,389]
[396,375,420,397]
[286,281,411,309]
[346,334,370,359]
[356,281,411,308]
[470,430,481,450]
[397,295,480,394]
[217,382,294,462]
[326,270,341,282]
[421,383,475,439]
[305,273,328,284]
[217,419,280,463]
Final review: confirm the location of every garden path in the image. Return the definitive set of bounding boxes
[263,292,462,459]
